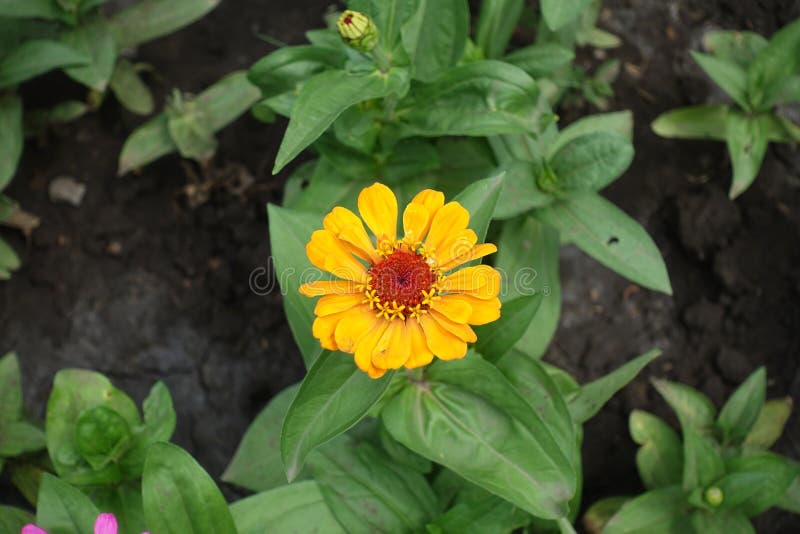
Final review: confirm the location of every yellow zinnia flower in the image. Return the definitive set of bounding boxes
[299,183,502,378]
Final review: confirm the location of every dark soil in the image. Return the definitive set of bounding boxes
[1,0,799,532]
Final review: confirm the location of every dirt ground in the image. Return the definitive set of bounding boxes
[1,0,799,531]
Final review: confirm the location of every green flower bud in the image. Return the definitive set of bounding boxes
[704,486,724,507]
[337,10,378,52]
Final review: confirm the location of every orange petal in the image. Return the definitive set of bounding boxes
[424,202,469,255]
[306,230,368,282]
[405,318,434,369]
[358,183,397,243]
[312,312,346,350]
[440,243,498,272]
[419,314,467,360]
[314,293,362,316]
[430,296,472,324]
[354,320,388,374]
[334,305,378,353]
[431,310,477,343]
[440,265,501,299]
[445,294,502,325]
[299,280,359,297]
[371,319,411,370]
[324,207,380,263]
[435,229,477,267]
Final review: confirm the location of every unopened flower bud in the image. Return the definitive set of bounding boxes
[337,10,378,52]
[704,486,724,507]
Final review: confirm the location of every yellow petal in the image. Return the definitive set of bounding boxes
[324,207,380,263]
[354,320,388,374]
[312,312,346,350]
[315,293,362,316]
[424,202,469,255]
[371,319,411,369]
[334,305,378,353]
[431,310,477,343]
[412,189,445,212]
[402,202,432,244]
[306,230,368,282]
[366,365,387,379]
[358,183,397,243]
[299,280,359,297]
[440,265,501,299]
[435,229,477,267]
[419,314,467,360]
[405,318,434,369]
[430,296,472,324]
[445,294,501,325]
[440,243,498,272]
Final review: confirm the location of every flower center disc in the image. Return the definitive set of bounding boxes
[369,250,436,308]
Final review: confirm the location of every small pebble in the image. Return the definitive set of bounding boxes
[49,176,86,207]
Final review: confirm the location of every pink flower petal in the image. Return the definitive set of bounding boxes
[21,525,48,534]
[94,514,118,534]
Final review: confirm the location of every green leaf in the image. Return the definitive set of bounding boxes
[682,427,724,490]
[536,193,672,294]
[476,0,524,59]
[629,410,683,489]
[378,423,432,474]
[717,367,766,444]
[603,486,690,534]
[248,45,345,98]
[689,509,754,534]
[495,216,561,358]
[451,174,503,242]
[582,497,629,534]
[281,351,394,482]
[229,481,344,534]
[0,93,23,190]
[475,294,542,362]
[725,110,769,198]
[492,160,554,219]
[117,71,259,174]
[142,381,176,443]
[541,0,592,31]
[36,474,100,533]
[435,137,497,197]
[569,349,660,424]
[74,406,132,471]
[400,60,547,137]
[652,379,716,431]
[401,0,469,82]
[45,369,141,484]
[110,59,155,115]
[223,384,300,492]
[382,353,576,519]
[0,352,21,426]
[651,105,729,141]
[715,453,799,517]
[274,67,409,173]
[111,0,220,49]
[61,18,117,91]
[429,490,531,533]
[142,442,237,534]
[267,204,327,365]
[0,0,63,20]
[777,474,800,514]
[744,397,793,448]
[691,51,750,109]
[167,97,218,163]
[704,30,767,69]
[0,505,34,533]
[547,132,634,193]
[551,110,634,157]
[746,19,800,109]
[0,238,20,278]
[0,39,89,89]
[0,421,45,457]
[309,435,438,532]
[505,43,575,77]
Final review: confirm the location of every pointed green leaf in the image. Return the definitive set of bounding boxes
[535,193,672,294]
[0,505,34,533]
[652,378,716,431]
[142,381,176,443]
[540,0,592,31]
[281,352,394,482]
[476,0,524,59]
[248,46,345,98]
[61,18,117,91]
[143,442,236,534]
[452,174,503,242]
[36,474,99,533]
[505,43,575,78]
[401,0,469,82]
[569,349,660,424]
[715,453,799,517]
[110,59,155,115]
[744,397,793,448]
[0,39,89,88]
[548,132,634,193]
[630,410,683,489]
[0,93,23,190]
[725,110,769,198]
[704,30,767,69]
[682,427,724,490]
[0,421,46,457]
[746,19,800,109]
[603,486,690,534]
[582,497,629,534]
[0,0,63,20]
[0,352,21,426]
[475,294,542,362]
[691,51,750,109]
[551,110,633,157]
[111,0,220,49]
[717,367,766,444]
[651,105,729,141]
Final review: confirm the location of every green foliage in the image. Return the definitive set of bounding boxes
[589,368,800,532]
[652,18,800,197]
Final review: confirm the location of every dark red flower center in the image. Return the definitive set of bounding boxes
[369,250,436,307]
[343,14,353,25]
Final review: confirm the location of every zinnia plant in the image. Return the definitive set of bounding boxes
[299,182,501,378]
[22,512,147,534]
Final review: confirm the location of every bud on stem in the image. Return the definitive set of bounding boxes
[337,10,379,52]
